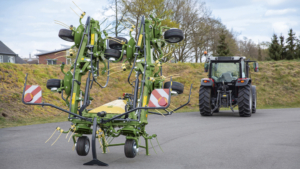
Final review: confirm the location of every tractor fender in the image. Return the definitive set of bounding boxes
[235,78,251,86]
[201,78,215,87]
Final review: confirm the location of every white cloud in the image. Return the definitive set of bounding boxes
[272,22,291,34]
[252,0,285,6]
[265,8,297,16]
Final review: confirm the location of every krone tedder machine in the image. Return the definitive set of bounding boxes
[22,9,192,166]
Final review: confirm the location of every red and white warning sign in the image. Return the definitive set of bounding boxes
[24,85,42,103]
[148,89,170,107]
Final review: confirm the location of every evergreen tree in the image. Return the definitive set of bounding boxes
[295,38,300,59]
[216,31,230,56]
[258,44,262,61]
[279,35,286,60]
[286,29,296,60]
[268,34,281,60]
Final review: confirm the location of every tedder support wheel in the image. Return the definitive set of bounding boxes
[238,83,253,117]
[46,79,61,90]
[164,81,184,94]
[76,136,90,156]
[58,29,74,42]
[252,85,257,114]
[164,29,184,43]
[109,37,128,50]
[104,49,121,61]
[199,86,213,116]
[124,139,137,158]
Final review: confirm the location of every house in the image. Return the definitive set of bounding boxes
[0,41,26,64]
[23,58,39,64]
[35,47,72,65]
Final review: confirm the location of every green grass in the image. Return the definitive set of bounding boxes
[1,60,300,128]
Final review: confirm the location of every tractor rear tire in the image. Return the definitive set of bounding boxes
[58,29,74,42]
[238,83,252,117]
[76,136,90,156]
[199,86,213,116]
[164,29,183,43]
[46,79,61,90]
[124,139,137,158]
[109,37,128,50]
[104,49,121,60]
[252,86,257,114]
[164,81,184,94]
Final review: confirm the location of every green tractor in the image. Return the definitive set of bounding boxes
[199,55,259,117]
[22,10,192,166]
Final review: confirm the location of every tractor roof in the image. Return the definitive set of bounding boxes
[208,56,246,61]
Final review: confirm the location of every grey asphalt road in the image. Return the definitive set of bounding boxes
[1,108,300,169]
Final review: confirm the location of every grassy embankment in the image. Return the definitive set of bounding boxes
[0,60,300,128]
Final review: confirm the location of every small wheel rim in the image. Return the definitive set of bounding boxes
[133,141,137,155]
[85,141,89,153]
[167,37,181,43]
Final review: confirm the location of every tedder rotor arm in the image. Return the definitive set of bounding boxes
[92,60,110,88]
[22,74,92,122]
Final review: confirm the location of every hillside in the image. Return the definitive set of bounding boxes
[1,61,300,128]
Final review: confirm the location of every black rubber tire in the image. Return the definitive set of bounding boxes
[164,29,183,43]
[238,83,253,117]
[76,136,90,156]
[58,29,74,42]
[124,139,137,158]
[199,86,213,116]
[109,37,128,50]
[46,79,61,89]
[252,85,257,114]
[164,81,184,94]
[104,49,122,60]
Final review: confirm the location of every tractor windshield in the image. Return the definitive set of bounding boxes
[211,62,239,82]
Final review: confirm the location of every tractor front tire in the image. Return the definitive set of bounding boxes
[238,84,253,117]
[109,37,128,50]
[164,81,184,94]
[199,86,213,116]
[252,86,257,114]
[76,136,90,156]
[124,139,137,158]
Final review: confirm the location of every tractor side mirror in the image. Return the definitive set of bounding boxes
[204,63,208,72]
[253,62,259,72]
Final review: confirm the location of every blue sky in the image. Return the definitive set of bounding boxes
[0,0,299,58]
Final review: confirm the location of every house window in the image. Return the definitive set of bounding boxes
[47,59,57,65]
[8,56,15,63]
[0,55,3,63]
[66,58,72,65]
